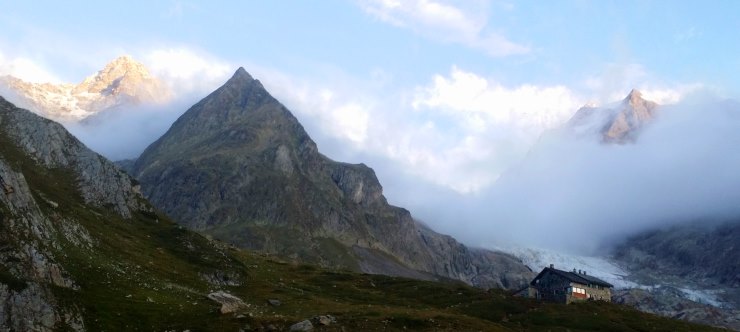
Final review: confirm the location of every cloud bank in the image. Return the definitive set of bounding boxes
[446,94,740,254]
[0,51,60,83]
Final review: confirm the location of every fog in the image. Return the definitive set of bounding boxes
[64,98,200,161]
[398,94,740,255]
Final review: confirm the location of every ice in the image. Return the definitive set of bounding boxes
[495,245,639,289]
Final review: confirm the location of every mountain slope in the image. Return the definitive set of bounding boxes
[0,95,250,330]
[131,68,532,289]
[0,56,170,123]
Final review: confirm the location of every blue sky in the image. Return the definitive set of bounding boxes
[0,0,737,197]
[3,1,736,90]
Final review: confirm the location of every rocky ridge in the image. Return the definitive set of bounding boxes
[130,68,533,289]
[0,55,170,123]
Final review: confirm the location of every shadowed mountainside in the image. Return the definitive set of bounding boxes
[130,68,533,289]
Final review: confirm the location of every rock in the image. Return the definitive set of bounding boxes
[267,299,281,307]
[289,319,313,331]
[207,291,246,314]
[313,315,336,326]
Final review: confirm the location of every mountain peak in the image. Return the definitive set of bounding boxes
[624,89,645,106]
[0,55,170,122]
[98,55,150,80]
[222,67,256,89]
[73,55,154,95]
[234,67,252,79]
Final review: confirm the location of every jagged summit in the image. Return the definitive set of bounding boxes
[212,67,267,104]
[73,55,158,95]
[625,88,643,103]
[567,89,659,143]
[0,55,170,122]
[232,67,253,80]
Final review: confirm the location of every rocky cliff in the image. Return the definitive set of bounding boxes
[131,68,533,289]
[0,56,170,123]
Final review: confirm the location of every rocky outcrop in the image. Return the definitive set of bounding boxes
[0,55,170,123]
[131,68,533,289]
[207,291,247,314]
[0,151,84,331]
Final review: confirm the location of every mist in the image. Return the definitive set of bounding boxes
[63,97,202,161]
[399,94,740,255]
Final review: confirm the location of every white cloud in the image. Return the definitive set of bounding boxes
[256,65,583,194]
[143,48,233,96]
[413,66,582,133]
[466,94,740,254]
[357,0,529,57]
[584,63,704,105]
[400,67,583,192]
[0,52,60,83]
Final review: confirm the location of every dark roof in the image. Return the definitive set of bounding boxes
[530,267,613,288]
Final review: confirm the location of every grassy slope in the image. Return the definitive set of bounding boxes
[0,131,722,331]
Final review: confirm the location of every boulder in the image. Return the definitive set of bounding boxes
[289,319,313,331]
[207,291,246,314]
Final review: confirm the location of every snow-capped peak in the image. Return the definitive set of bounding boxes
[0,55,171,123]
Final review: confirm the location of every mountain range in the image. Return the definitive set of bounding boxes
[0,76,720,331]
[1,56,738,330]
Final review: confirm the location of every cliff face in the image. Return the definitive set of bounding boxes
[132,68,533,289]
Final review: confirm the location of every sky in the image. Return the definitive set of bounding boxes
[1,0,739,254]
